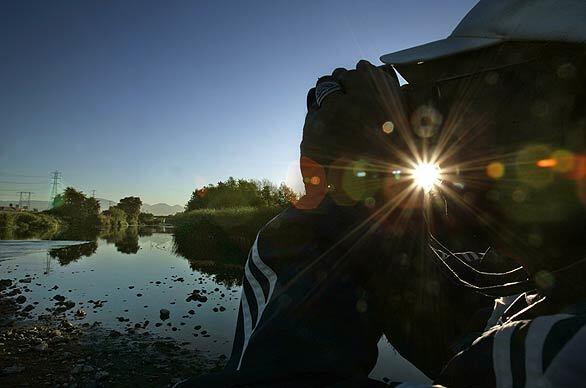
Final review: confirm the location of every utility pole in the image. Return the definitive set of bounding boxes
[18,192,32,210]
[49,171,62,209]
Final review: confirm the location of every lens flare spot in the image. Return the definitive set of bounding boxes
[310,176,321,185]
[512,189,527,203]
[413,163,440,192]
[382,121,395,134]
[486,162,505,179]
[364,197,376,208]
[535,270,555,291]
[411,105,443,138]
[536,159,557,168]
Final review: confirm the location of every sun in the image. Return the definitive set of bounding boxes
[413,163,441,192]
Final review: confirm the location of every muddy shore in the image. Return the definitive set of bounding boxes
[0,278,225,387]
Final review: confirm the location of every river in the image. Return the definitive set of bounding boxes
[0,227,428,384]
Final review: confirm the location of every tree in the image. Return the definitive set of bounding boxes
[49,187,100,226]
[102,206,127,228]
[185,178,297,211]
[117,197,142,225]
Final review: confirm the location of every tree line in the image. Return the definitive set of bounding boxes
[185,177,297,211]
[50,187,151,228]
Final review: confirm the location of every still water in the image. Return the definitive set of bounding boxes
[0,227,428,383]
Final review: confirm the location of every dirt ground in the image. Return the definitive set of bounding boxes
[0,279,224,387]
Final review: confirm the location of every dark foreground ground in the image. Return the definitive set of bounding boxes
[0,279,224,388]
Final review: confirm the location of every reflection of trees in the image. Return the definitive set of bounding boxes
[115,227,139,254]
[101,227,140,254]
[54,227,100,242]
[138,227,155,237]
[49,241,98,265]
[172,222,245,287]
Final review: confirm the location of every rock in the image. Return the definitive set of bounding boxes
[186,290,208,303]
[19,278,32,284]
[0,279,12,290]
[128,286,134,289]
[108,330,122,338]
[6,289,21,297]
[63,300,75,310]
[33,342,48,352]
[194,325,201,330]
[75,309,86,317]
[188,309,195,315]
[3,365,24,374]
[159,309,170,320]
[136,293,142,297]
[95,371,109,380]
[82,365,94,373]
[212,307,218,312]
[23,304,35,312]
[15,295,27,304]
[219,306,226,312]
[51,329,62,337]
[53,295,66,302]
[51,285,59,290]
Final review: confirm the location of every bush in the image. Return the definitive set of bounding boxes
[171,206,283,263]
[0,211,60,239]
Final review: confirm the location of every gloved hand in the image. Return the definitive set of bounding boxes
[299,60,410,208]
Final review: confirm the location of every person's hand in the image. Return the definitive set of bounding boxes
[301,60,408,167]
[298,60,410,209]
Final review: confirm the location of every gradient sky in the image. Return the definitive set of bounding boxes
[0,0,478,205]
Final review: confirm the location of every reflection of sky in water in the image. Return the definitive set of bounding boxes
[0,233,430,383]
[0,233,241,358]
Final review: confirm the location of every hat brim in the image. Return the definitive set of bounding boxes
[380,36,502,65]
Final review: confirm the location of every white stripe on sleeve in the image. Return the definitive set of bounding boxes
[493,322,518,388]
[524,314,572,388]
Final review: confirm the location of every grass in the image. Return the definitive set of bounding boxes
[0,211,61,239]
[170,206,283,263]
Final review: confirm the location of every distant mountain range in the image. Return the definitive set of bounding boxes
[0,199,184,216]
[141,203,184,216]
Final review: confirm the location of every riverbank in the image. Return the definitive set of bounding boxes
[0,268,225,387]
[0,312,222,387]
[170,206,283,262]
[0,212,61,240]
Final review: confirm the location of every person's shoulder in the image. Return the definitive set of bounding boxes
[437,311,586,387]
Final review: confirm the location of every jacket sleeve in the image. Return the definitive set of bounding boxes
[225,201,385,381]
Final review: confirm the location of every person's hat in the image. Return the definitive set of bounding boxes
[381,0,586,65]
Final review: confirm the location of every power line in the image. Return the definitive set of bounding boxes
[0,173,46,178]
[49,171,62,209]
[0,181,46,185]
[18,192,33,209]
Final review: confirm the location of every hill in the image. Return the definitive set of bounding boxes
[0,199,183,216]
[141,203,183,216]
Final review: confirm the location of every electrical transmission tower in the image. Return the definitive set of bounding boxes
[18,192,32,210]
[49,171,62,209]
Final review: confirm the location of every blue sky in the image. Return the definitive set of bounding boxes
[0,0,477,205]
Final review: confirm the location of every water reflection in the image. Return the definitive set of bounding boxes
[102,227,140,254]
[44,226,246,286]
[49,241,98,266]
